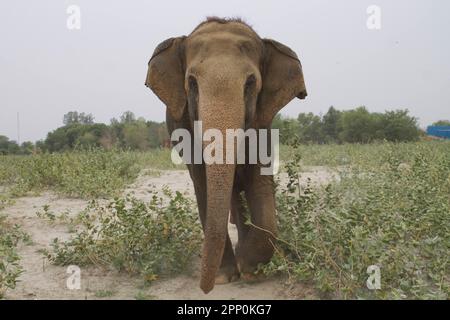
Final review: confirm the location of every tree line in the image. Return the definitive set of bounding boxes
[1,108,448,155]
[41,111,169,153]
[272,106,428,145]
[1,111,169,155]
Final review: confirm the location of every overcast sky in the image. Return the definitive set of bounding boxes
[1,0,449,142]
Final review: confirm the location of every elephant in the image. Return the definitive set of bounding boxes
[145,17,307,293]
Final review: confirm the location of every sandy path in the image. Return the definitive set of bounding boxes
[2,168,334,300]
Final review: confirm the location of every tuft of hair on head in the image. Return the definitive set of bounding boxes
[191,16,255,34]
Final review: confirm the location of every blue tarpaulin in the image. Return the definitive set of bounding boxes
[426,126,450,139]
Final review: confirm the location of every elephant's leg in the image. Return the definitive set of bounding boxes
[235,165,277,278]
[231,187,250,243]
[215,235,239,284]
[189,164,239,284]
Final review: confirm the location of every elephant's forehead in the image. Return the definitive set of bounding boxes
[186,23,263,63]
[187,32,258,50]
[188,21,261,43]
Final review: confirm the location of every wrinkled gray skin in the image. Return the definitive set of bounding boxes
[145,18,307,293]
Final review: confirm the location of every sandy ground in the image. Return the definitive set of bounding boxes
[2,167,335,300]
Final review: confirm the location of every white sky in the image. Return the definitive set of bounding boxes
[1,0,449,142]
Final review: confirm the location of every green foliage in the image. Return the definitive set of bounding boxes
[136,149,183,170]
[0,148,142,198]
[42,111,169,153]
[134,291,156,300]
[0,148,184,200]
[42,189,202,283]
[0,135,34,155]
[338,107,384,143]
[0,216,29,298]
[381,110,421,142]
[0,107,427,156]
[35,205,74,226]
[272,114,300,145]
[265,141,450,299]
[322,106,342,143]
[122,119,151,150]
[280,141,450,169]
[94,289,116,298]
[119,111,136,124]
[44,123,111,152]
[63,111,94,126]
[432,120,450,126]
[297,112,325,144]
[274,106,421,145]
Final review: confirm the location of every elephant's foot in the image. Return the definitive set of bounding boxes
[215,266,240,284]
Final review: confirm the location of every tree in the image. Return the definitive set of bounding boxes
[147,120,169,148]
[75,124,109,148]
[79,113,94,124]
[120,111,136,124]
[432,120,450,126]
[98,129,117,149]
[45,126,73,152]
[381,110,420,142]
[272,114,299,145]
[122,120,149,150]
[338,106,382,143]
[35,140,47,153]
[63,111,94,125]
[44,123,108,151]
[7,106,426,154]
[297,112,324,144]
[20,141,34,155]
[63,111,78,125]
[0,135,19,155]
[322,106,342,143]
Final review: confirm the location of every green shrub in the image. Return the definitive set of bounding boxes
[137,148,183,170]
[0,148,141,198]
[0,216,29,298]
[281,140,450,168]
[42,188,202,282]
[0,148,182,200]
[265,142,450,299]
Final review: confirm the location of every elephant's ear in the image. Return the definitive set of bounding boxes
[145,37,187,121]
[257,39,307,128]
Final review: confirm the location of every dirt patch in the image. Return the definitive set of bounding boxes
[2,167,334,300]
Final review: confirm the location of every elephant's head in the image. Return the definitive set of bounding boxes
[145,17,307,293]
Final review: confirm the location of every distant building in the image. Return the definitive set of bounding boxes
[426,126,450,139]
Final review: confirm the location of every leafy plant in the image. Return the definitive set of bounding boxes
[94,289,116,298]
[42,188,202,283]
[0,148,182,200]
[264,142,450,299]
[0,216,29,298]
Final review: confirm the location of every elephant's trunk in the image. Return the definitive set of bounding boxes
[196,69,245,293]
[200,163,235,293]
